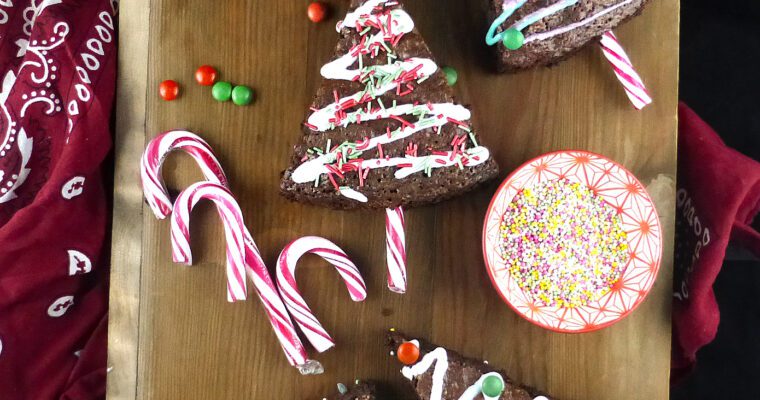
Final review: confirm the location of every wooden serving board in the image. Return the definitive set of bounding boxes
[108,0,680,399]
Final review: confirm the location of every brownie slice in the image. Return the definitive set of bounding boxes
[281,0,499,210]
[488,0,651,72]
[387,331,555,400]
[325,381,379,400]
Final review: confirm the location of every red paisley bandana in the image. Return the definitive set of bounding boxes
[0,1,116,398]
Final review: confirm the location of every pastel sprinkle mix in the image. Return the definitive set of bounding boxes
[499,179,629,308]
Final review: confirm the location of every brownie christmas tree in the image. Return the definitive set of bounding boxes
[281,0,498,210]
[280,0,498,294]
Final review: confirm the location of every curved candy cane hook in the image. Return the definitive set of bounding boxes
[241,230,323,374]
[141,130,227,219]
[170,181,247,302]
[276,236,367,353]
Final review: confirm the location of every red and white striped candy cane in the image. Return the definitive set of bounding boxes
[385,207,407,293]
[170,182,321,373]
[242,231,322,374]
[599,31,652,110]
[276,236,366,353]
[141,130,227,219]
[170,182,248,302]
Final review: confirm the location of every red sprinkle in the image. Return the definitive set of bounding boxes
[389,115,412,127]
[327,173,340,190]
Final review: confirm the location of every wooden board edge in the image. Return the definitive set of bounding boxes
[106,0,151,398]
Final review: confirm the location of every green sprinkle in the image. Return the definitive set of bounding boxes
[469,132,479,147]
[380,41,392,54]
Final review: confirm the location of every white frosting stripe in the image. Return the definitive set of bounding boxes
[524,0,636,44]
[402,347,449,400]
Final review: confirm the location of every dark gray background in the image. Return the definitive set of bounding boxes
[671,1,760,399]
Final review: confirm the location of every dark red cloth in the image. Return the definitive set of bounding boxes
[672,103,760,380]
[0,1,116,399]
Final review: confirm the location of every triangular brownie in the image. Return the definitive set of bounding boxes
[388,331,555,400]
[281,0,498,210]
[486,0,651,72]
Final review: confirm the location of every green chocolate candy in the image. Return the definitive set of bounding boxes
[231,85,254,106]
[502,28,525,50]
[442,66,458,87]
[481,375,505,398]
[212,81,233,102]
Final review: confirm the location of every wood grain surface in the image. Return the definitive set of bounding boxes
[107,0,680,399]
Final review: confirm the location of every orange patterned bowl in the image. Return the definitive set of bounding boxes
[482,151,663,333]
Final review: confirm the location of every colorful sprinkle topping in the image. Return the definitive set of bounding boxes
[499,179,629,308]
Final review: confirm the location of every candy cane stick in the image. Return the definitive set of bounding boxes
[170,182,248,302]
[599,31,652,110]
[386,207,407,293]
[141,130,227,219]
[171,182,321,373]
[276,236,366,353]
[242,231,323,374]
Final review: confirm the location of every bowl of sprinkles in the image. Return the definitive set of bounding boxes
[482,151,662,333]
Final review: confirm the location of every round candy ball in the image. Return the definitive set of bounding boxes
[159,80,179,101]
[231,85,254,106]
[502,28,525,50]
[195,65,218,86]
[308,2,328,23]
[212,81,233,102]
[442,66,458,86]
[396,342,420,365]
[481,375,505,398]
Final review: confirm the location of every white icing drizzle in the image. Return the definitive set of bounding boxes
[402,347,449,400]
[339,187,369,202]
[308,93,450,132]
[458,371,504,400]
[402,343,512,400]
[511,0,578,32]
[294,0,491,202]
[337,0,389,31]
[295,146,489,184]
[524,0,636,44]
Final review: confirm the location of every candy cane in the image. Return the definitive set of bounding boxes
[170,182,322,373]
[242,231,323,374]
[276,236,366,353]
[386,207,407,293]
[170,182,248,302]
[599,31,652,110]
[141,130,227,219]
